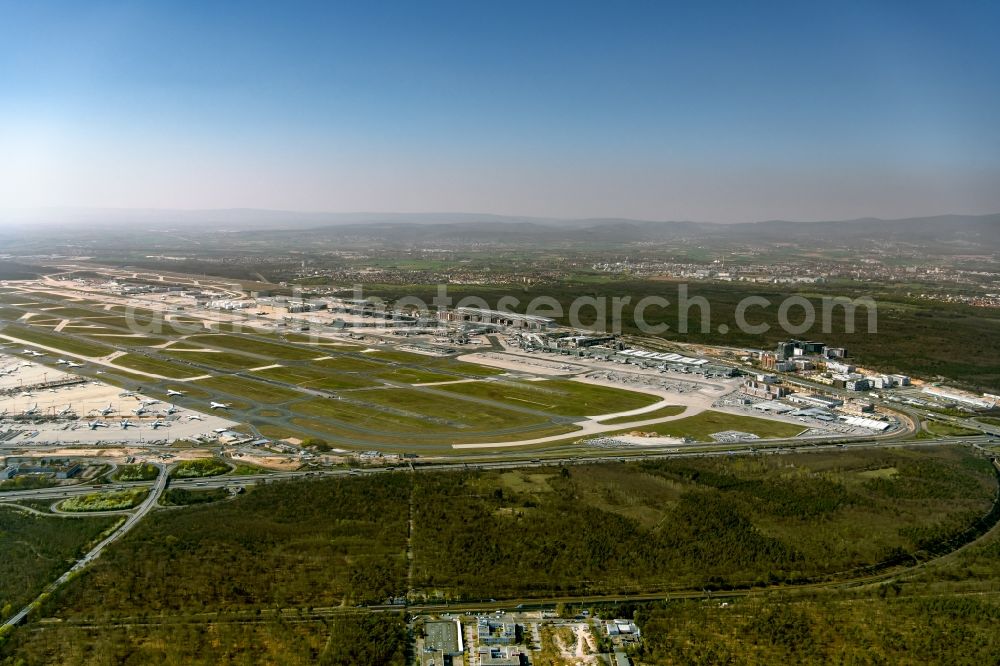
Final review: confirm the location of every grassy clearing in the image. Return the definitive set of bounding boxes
[923,420,982,437]
[193,375,303,403]
[110,354,195,378]
[435,377,659,417]
[185,334,319,360]
[611,410,806,441]
[82,334,168,347]
[257,424,312,441]
[163,348,262,370]
[2,324,113,357]
[596,404,686,424]
[355,387,555,429]
[252,364,379,390]
[290,416,578,449]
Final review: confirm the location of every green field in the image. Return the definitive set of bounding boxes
[192,375,303,404]
[163,348,263,370]
[596,404,687,424]
[2,324,113,357]
[610,409,807,441]
[290,415,578,447]
[185,334,320,360]
[290,394,546,435]
[110,353,195,378]
[252,363,379,390]
[435,377,660,417]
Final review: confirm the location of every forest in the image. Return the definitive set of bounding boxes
[0,508,119,618]
[0,446,996,663]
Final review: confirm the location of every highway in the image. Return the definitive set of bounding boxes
[1,463,170,630]
[1,435,993,504]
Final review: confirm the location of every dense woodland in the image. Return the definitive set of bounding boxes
[0,447,996,663]
[0,509,119,617]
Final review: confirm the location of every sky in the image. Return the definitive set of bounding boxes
[1,0,999,223]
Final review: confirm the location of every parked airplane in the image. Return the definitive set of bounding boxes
[55,358,70,365]
[67,361,84,368]
[139,398,159,406]
[166,389,186,397]
[98,404,115,416]
[119,419,136,429]
[87,420,109,429]
[19,391,35,398]
[166,404,179,414]
[23,403,39,415]
[185,414,205,421]
[150,419,169,429]
[56,405,74,417]
[21,349,45,357]
[214,427,229,434]
[132,406,149,416]
[210,402,231,410]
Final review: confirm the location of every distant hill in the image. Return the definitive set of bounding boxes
[1,208,997,250]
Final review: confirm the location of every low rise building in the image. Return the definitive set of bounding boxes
[787,393,844,409]
[742,379,790,400]
[478,617,517,645]
[478,646,529,666]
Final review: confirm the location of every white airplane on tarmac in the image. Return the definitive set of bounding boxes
[186,414,205,421]
[88,420,109,429]
[166,389,186,397]
[150,419,169,429]
[210,402,231,410]
[56,405,74,417]
[119,419,136,429]
[98,404,115,416]
[23,403,39,415]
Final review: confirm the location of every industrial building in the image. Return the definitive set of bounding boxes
[742,379,790,400]
[442,306,553,330]
[788,394,844,409]
[0,460,81,480]
[921,386,996,409]
[423,619,463,661]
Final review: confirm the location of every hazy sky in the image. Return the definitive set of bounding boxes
[2,1,999,222]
